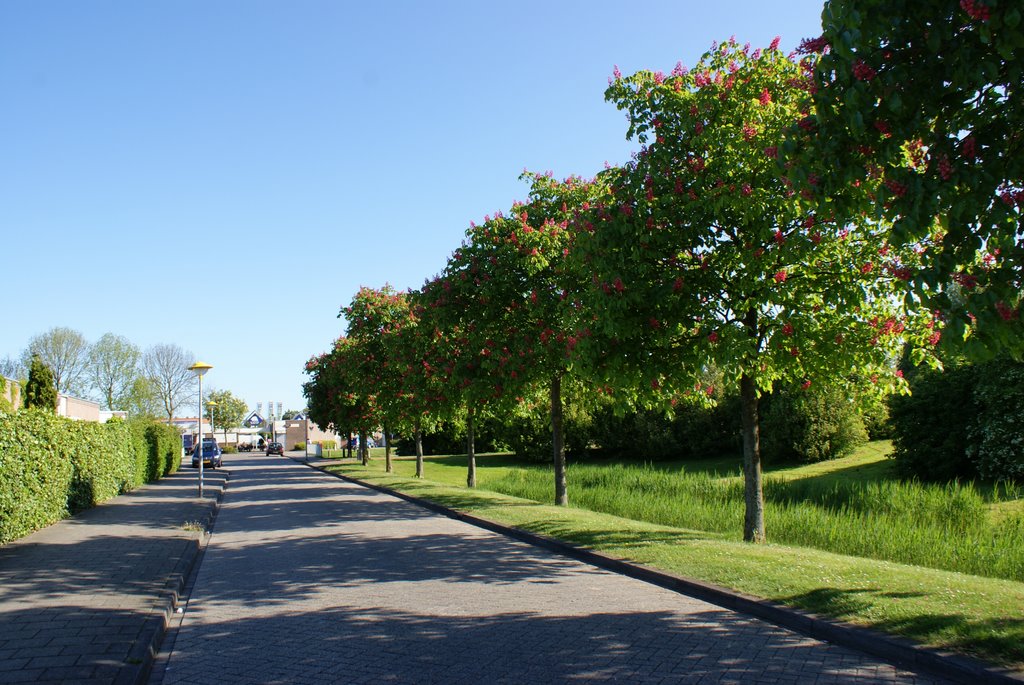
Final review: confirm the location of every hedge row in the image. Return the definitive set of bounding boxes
[890,358,1024,482]
[0,410,181,544]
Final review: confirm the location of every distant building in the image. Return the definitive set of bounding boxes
[57,395,100,422]
[285,419,342,451]
[1,376,21,410]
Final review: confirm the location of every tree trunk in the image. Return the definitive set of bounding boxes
[414,418,424,479]
[346,431,353,459]
[740,371,766,543]
[551,373,568,506]
[359,428,369,465]
[466,406,477,488]
[384,422,392,473]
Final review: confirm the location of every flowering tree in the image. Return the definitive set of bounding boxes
[417,249,512,487]
[340,285,411,472]
[423,172,607,503]
[303,336,377,465]
[574,39,931,542]
[787,0,1023,356]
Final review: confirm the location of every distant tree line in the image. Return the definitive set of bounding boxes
[2,327,197,423]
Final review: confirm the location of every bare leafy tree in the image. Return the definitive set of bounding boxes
[143,344,196,423]
[88,333,141,410]
[124,375,163,418]
[21,327,91,397]
[0,355,25,382]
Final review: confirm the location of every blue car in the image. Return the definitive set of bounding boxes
[191,438,223,469]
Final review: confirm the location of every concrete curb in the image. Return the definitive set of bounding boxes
[116,470,228,685]
[297,457,1023,685]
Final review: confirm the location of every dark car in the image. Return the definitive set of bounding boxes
[191,438,223,469]
[266,441,284,456]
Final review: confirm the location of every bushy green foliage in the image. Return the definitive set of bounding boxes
[672,394,742,459]
[858,393,893,440]
[0,410,74,542]
[24,356,57,412]
[969,361,1024,481]
[761,385,868,464]
[139,417,181,481]
[395,418,505,456]
[0,412,181,543]
[64,419,134,512]
[890,363,980,481]
[293,442,305,451]
[496,393,594,462]
[590,408,681,460]
[318,440,337,450]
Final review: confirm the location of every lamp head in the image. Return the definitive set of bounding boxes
[188,361,213,377]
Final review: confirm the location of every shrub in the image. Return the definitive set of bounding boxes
[673,392,742,459]
[889,363,979,481]
[0,410,74,542]
[968,360,1024,481]
[591,407,681,460]
[24,356,57,412]
[761,384,867,464]
[0,412,183,544]
[294,442,305,451]
[319,440,337,450]
[221,444,238,454]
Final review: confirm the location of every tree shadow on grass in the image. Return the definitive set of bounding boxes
[782,587,1024,667]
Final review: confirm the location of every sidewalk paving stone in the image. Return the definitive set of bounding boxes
[153,454,967,685]
[0,467,225,684]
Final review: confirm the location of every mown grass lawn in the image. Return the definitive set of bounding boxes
[321,443,1024,670]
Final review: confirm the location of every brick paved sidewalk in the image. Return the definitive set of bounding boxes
[155,454,953,685]
[0,467,226,685]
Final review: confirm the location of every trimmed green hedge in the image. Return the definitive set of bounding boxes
[0,410,182,544]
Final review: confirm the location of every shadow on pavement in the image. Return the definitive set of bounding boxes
[160,604,942,684]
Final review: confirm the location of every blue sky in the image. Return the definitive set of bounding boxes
[0,1,825,414]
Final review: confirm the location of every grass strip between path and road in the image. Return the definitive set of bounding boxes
[322,457,1024,671]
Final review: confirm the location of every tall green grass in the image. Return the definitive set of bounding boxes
[485,464,1024,582]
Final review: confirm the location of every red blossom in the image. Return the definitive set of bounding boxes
[996,301,1018,321]
[759,88,772,105]
[774,270,788,283]
[852,60,877,81]
[797,35,829,54]
[801,379,812,390]
[764,146,778,158]
[961,135,977,160]
[960,0,991,21]
[782,322,794,336]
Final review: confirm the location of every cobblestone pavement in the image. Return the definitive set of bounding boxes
[153,454,947,685]
[0,467,226,685]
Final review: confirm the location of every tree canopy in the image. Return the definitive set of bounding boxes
[788,0,1024,357]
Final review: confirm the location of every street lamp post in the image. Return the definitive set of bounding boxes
[188,361,213,497]
[207,400,218,445]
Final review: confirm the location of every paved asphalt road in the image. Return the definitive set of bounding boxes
[152,453,945,684]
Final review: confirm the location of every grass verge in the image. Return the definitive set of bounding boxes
[322,457,1024,670]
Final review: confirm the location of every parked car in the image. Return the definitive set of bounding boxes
[191,438,223,469]
[265,441,284,456]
